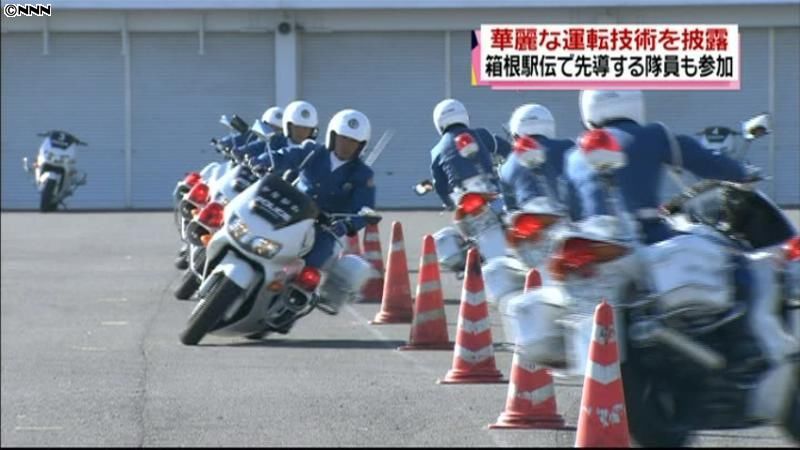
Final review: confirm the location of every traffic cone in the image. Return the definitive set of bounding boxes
[524,269,541,291]
[344,233,362,256]
[489,268,566,429]
[437,248,505,384]
[359,223,384,303]
[398,235,453,351]
[370,221,413,324]
[575,300,630,447]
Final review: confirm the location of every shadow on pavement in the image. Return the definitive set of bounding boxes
[205,338,407,349]
[692,432,789,440]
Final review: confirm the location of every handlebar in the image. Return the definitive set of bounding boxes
[413,179,434,196]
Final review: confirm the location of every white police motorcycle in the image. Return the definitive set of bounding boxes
[172,120,276,299]
[413,133,508,277]
[23,130,88,212]
[504,113,799,446]
[173,114,256,270]
[479,136,573,343]
[179,169,378,345]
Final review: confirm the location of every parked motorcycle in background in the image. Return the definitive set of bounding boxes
[23,130,88,212]
[503,113,800,446]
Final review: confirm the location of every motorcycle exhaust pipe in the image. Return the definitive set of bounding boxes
[654,327,726,370]
[630,320,726,370]
[790,301,800,342]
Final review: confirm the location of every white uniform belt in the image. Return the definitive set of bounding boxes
[635,208,662,220]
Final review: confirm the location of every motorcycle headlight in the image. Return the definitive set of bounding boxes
[227,214,282,258]
[228,214,249,240]
[251,238,282,258]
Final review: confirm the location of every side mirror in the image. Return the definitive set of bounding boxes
[742,113,771,140]
[413,180,433,196]
[250,120,270,141]
[230,115,250,134]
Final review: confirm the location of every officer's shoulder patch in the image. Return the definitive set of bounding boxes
[366,177,375,188]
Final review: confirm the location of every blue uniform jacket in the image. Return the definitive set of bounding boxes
[430,125,509,209]
[272,142,376,231]
[498,136,580,218]
[244,133,289,167]
[217,131,254,153]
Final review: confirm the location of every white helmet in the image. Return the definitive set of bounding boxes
[326,109,371,154]
[508,104,556,139]
[282,100,318,138]
[433,99,470,135]
[579,90,645,130]
[261,106,284,129]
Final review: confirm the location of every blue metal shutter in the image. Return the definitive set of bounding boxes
[300,31,445,209]
[129,32,275,208]
[773,27,800,205]
[1,32,125,209]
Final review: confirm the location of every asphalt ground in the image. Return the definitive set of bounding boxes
[1,210,798,447]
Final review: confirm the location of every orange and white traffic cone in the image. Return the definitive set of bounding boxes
[489,352,567,429]
[398,234,452,351]
[575,300,630,447]
[370,221,413,324]
[438,248,505,384]
[343,233,362,256]
[489,268,566,429]
[359,223,384,303]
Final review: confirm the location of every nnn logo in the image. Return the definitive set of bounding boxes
[3,3,52,17]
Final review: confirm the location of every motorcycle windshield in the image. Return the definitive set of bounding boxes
[232,166,260,194]
[45,131,80,148]
[684,185,796,249]
[250,174,319,229]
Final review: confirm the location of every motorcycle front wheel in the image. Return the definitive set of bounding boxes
[40,178,58,212]
[784,375,800,443]
[179,274,243,345]
[621,360,692,447]
[174,269,201,300]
